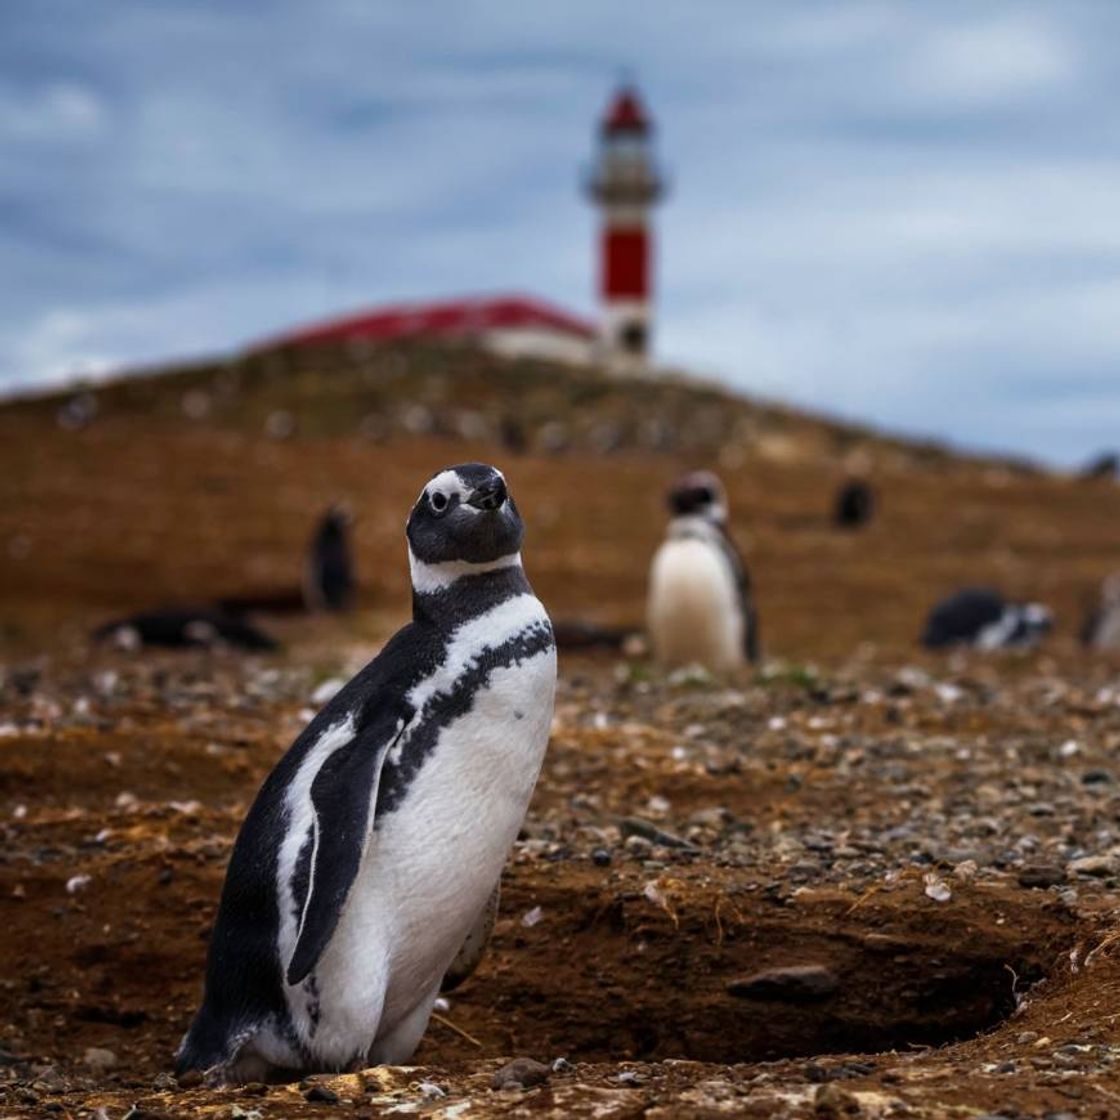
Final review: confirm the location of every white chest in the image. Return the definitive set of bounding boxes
[647,537,743,671]
[301,637,556,1059]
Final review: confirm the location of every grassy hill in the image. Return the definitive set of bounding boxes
[1,340,1117,660]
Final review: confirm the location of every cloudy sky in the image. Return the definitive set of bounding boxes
[2,1,1117,464]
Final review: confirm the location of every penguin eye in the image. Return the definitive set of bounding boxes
[428,491,449,513]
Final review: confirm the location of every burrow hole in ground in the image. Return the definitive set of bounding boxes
[440,885,1070,1065]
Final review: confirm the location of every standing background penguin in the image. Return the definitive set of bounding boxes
[1082,573,1120,650]
[177,463,556,1084]
[646,470,759,672]
[833,478,875,529]
[304,504,356,612]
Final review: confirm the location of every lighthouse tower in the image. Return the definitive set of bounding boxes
[587,84,665,368]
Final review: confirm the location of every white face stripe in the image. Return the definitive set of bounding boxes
[405,591,550,716]
[667,515,724,543]
[408,549,522,595]
[422,467,506,507]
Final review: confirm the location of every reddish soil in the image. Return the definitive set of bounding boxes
[3,347,1120,1117]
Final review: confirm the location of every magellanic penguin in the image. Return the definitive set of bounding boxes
[176,463,557,1084]
[921,587,1052,651]
[833,479,875,529]
[1082,573,1120,650]
[92,607,277,652]
[646,471,760,672]
[304,505,356,612]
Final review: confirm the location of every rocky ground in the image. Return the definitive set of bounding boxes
[3,345,1120,1117]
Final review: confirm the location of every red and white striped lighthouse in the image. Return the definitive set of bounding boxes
[587,84,665,367]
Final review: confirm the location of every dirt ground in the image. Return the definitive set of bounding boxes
[4,358,1120,1117]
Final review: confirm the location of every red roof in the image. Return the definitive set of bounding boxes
[253,294,597,352]
[603,86,650,134]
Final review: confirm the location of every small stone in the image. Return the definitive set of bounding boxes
[726,964,839,1002]
[814,1081,860,1116]
[311,678,345,706]
[416,1081,446,1099]
[1068,854,1118,877]
[591,848,612,867]
[303,1084,339,1104]
[82,1047,117,1073]
[923,874,952,902]
[1019,864,1065,888]
[490,1057,551,1090]
[619,817,695,849]
[1081,769,1113,785]
[616,1070,645,1086]
[551,1057,573,1073]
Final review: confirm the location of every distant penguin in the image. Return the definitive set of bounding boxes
[921,588,1052,651]
[176,464,556,1085]
[1082,452,1119,480]
[304,505,355,612]
[647,471,759,672]
[833,479,875,529]
[1081,573,1120,650]
[93,607,277,652]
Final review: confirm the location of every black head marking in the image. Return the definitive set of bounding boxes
[667,470,726,521]
[407,462,524,565]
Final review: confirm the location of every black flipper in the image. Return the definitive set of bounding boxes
[716,525,760,665]
[285,706,408,986]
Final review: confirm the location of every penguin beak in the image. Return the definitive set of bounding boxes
[466,478,507,511]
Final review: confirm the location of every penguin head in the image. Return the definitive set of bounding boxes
[319,503,353,538]
[407,463,524,567]
[667,470,727,524]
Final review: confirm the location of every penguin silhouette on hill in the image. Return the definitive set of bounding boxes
[833,478,875,529]
[304,505,356,612]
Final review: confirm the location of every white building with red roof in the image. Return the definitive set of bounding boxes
[254,293,598,365]
[250,86,662,371]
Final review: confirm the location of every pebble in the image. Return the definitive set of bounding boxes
[490,1057,551,1090]
[813,1081,860,1116]
[1018,864,1065,889]
[619,817,695,850]
[302,1084,339,1104]
[726,964,839,1002]
[82,1047,117,1073]
[1081,769,1113,785]
[1068,854,1117,877]
[310,678,345,706]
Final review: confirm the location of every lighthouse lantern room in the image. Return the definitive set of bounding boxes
[587,84,665,368]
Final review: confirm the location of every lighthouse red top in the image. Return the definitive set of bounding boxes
[602,86,650,134]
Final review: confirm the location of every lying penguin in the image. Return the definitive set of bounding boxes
[1081,573,1120,650]
[176,463,557,1084]
[921,587,1052,651]
[646,470,759,672]
[93,607,277,652]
